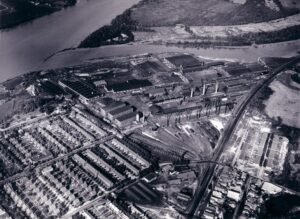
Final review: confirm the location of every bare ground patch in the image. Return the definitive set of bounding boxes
[264,80,300,128]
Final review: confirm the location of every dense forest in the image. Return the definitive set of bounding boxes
[258,194,300,219]
[79,9,136,48]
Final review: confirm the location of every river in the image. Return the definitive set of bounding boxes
[1,0,300,83]
[43,40,300,70]
[0,0,139,82]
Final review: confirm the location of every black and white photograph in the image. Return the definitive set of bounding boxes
[0,0,300,218]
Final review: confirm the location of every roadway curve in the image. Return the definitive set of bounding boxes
[185,55,300,218]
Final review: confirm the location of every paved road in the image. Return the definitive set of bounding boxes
[185,55,300,218]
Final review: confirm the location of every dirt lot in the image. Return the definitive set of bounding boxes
[131,0,294,27]
[264,80,300,128]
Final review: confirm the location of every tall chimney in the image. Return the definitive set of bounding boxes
[215,82,219,93]
[202,84,206,95]
[190,87,194,98]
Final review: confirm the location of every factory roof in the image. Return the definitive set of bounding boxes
[106,79,152,92]
[97,97,114,106]
[148,87,165,95]
[115,112,136,122]
[108,105,133,116]
[60,80,99,99]
[162,104,202,114]
[103,101,126,111]
[138,61,166,74]
[165,54,203,68]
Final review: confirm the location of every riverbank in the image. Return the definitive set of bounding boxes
[0,0,140,83]
[42,39,300,72]
[0,0,76,29]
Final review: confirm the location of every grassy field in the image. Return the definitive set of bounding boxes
[131,0,295,27]
[264,80,300,128]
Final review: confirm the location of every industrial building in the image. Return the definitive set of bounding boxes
[59,80,99,103]
[164,54,203,69]
[107,105,134,121]
[224,62,268,76]
[100,101,126,117]
[115,112,138,128]
[96,98,142,129]
[105,79,152,93]
[137,61,167,75]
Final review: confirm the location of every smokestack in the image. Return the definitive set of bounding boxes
[215,82,219,93]
[202,84,206,95]
[190,87,194,98]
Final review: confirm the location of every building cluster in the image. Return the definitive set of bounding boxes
[203,166,284,219]
[240,179,282,218]
[151,168,197,208]
[204,167,248,219]
[1,129,53,168]
[0,135,152,218]
[1,106,110,161]
[0,52,275,219]
[80,200,130,219]
[2,161,100,219]
[121,181,162,205]
[0,138,27,179]
[95,98,143,129]
[80,199,150,219]
[70,137,151,191]
[173,170,197,205]
[3,173,74,219]
[52,53,269,132]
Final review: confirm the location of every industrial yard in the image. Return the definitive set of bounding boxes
[0,51,299,219]
[1,0,300,218]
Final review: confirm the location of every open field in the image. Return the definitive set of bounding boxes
[131,0,296,27]
[264,80,300,128]
[133,13,300,45]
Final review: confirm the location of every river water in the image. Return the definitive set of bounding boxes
[1,0,300,83]
[0,0,139,82]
